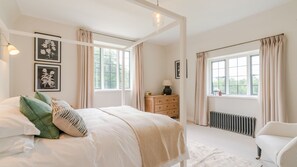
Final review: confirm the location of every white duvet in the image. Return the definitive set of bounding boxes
[0,107,142,167]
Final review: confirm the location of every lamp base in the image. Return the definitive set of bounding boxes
[163,86,172,95]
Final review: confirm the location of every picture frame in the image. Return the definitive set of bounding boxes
[175,60,188,79]
[175,60,180,79]
[34,63,61,92]
[34,32,61,63]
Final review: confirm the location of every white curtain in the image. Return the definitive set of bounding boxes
[132,43,145,111]
[77,29,94,108]
[260,35,286,125]
[194,52,208,125]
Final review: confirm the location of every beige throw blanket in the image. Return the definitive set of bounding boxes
[100,106,188,167]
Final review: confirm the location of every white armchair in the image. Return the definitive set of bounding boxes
[256,121,297,167]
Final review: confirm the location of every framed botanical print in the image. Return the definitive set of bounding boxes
[34,63,61,92]
[34,32,61,63]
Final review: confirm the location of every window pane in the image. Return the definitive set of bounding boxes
[94,47,101,89]
[218,77,225,93]
[111,64,117,72]
[238,57,247,66]
[252,65,259,75]
[229,58,237,67]
[212,62,219,69]
[238,85,247,95]
[252,86,258,95]
[229,77,237,85]
[219,69,225,77]
[252,76,259,85]
[119,51,130,89]
[212,69,218,77]
[238,76,247,85]
[238,66,247,76]
[125,52,130,89]
[229,67,237,76]
[252,55,259,65]
[218,77,225,85]
[229,85,237,94]
[219,61,225,68]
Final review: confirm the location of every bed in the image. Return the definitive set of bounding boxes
[0,97,188,167]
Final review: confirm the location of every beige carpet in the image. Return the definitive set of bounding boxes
[174,141,262,167]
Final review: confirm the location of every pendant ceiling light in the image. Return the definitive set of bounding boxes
[152,0,164,29]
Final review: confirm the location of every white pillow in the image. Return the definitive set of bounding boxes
[0,96,20,107]
[0,104,40,138]
[0,135,34,157]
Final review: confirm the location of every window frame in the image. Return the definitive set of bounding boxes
[94,47,131,91]
[208,50,259,96]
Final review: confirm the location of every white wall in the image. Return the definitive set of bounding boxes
[165,0,297,126]
[0,21,10,101]
[10,15,79,107]
[143,42,169,95]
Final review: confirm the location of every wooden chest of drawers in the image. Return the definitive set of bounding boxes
[145,94,179,118]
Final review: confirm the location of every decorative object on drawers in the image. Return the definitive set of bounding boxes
[145,94,179,118]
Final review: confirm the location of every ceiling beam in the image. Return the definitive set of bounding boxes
[8,29,125,50]
[124,21,178,49]
[126,0,185,21]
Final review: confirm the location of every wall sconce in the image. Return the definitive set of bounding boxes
[0,33,20,55]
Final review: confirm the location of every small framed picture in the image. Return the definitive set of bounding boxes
[34,63,61,92]
[175,60,188,79]
[34,32,61,63]
[175,60,180,79]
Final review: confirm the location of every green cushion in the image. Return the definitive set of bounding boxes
[34,92,52,106]
[20,96,60,139]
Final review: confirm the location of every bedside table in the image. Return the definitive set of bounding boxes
[145,94,179,118]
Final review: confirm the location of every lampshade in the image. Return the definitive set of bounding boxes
[152,12,164,29]
[152,0,164,29]
[163,80,172,86]
[7,43,20,55]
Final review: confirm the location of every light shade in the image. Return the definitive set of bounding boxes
[152,12,164,29]
[7,43,20,55]
[163,80,172,86]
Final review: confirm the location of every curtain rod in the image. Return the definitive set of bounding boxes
[197,33,284,54]
[80,28,136,42]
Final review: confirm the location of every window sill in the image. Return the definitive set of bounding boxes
[95,89,131,93]
[207,95,258,100]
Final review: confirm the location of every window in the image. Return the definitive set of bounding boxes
[94,47,130,90]
[209,51,259,96]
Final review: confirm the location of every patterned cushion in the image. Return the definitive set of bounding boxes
[52,100,88,137]
[19,96,60,139]
[34,92,52,106]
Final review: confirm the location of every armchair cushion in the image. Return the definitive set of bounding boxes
[256,135,292,164]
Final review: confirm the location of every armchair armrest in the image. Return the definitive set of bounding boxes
[257,122,297,138]
[277,137,297,167]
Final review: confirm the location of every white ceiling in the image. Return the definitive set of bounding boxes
[15,0,292,45]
